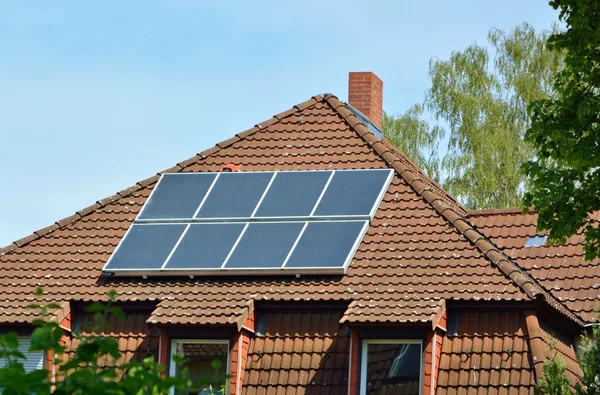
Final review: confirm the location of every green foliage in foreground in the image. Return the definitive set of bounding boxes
[523,0,600,261]
[0,289,227,395]
[536,316,599,395]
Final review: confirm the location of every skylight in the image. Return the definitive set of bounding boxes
[525,235,548,248]
[102,169,394,277]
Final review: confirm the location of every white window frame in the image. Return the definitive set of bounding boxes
[360,339,423,395]
[169,339,230,395]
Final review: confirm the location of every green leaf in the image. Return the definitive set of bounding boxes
[3,333,19,349]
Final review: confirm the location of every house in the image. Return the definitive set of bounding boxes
[0,72,597,395]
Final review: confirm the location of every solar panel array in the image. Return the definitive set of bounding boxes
[102,169,394,276]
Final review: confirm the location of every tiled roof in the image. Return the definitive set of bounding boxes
[437,311,536,395]
[0,94,584,328]
[64,311,159,373]
[469,209,600,323]
[537,319,581,388]
[242,311,348,395]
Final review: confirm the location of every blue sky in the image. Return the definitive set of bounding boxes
[0,1,558,247]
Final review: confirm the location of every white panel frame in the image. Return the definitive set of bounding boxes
[360,339,423,395]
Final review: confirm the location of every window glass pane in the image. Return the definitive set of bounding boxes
[0,336,44,373]
[174,342,228,395]
[525,235,547,247]
[366,343,421,395]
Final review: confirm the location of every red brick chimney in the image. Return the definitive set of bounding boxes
[348,72,383,129]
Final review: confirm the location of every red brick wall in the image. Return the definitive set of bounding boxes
[230,332,240,395]
[423,328,444,395]
[230,329,251,395]
[348,72,384,129]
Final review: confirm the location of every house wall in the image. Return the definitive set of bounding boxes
[423,328,444,395]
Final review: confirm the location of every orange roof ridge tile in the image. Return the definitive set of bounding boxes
[380,137,468,216]
[468,207,535,217]
[524,309,546,383]
[0,95,324,258]
[323,94,585,327]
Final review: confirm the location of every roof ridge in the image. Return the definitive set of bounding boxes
[468,207,535,217]
[379,137,468,216]
[0,95,325,257]
[323,93,584,327]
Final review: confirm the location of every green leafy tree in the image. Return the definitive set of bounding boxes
[384,23,563,209]
[523,0,600,260]
[535,316,599,395]
[535,343,573,395]
[0,289,227,395]
[383,105,443,182]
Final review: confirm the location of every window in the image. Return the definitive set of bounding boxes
[525,235,547,248]
[0,336,44,373]
[361,340,422,395]
[169,339,229,395]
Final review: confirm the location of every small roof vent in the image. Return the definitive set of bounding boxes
[221,163,242,172]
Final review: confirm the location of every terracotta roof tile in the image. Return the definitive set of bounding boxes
[437,311,536,395]
[0,94,569,329]
[63,311,158,376]
[470,210,600,323]
[242,311,348,395]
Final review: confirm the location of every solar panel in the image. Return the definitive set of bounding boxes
[104,224,186,270]
[253,171,330,217]
[104,168,394,276]
[164,223,245,269]
[196,172,274,219]
[138,173,216,220]
[285,221,368,269]
[313,169,393,217]
[224,222,304,268]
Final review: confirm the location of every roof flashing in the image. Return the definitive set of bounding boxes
[345,102,383,140]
